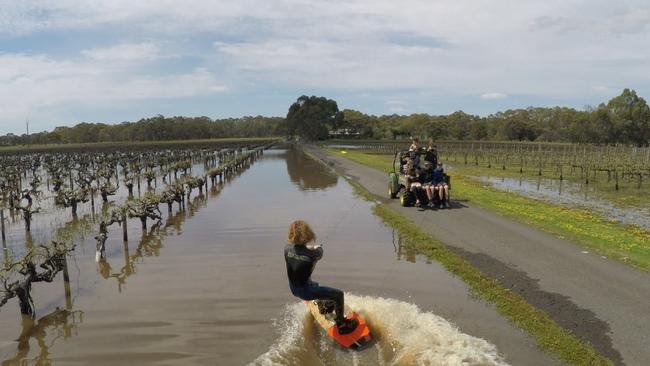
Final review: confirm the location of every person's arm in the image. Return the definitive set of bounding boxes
[308,244,323,260]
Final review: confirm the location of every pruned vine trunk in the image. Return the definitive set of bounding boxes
[122,217,128,241]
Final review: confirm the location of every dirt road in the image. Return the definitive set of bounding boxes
[308,146,650,366]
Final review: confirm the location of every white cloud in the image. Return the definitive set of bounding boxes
[386,99,408,106]
[592,85,610,92]
[0,53,227,127]
[480,93,508,100]
[81,43,160,62]
[386,99,408,112]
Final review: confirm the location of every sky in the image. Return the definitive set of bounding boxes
[1,0,649,134]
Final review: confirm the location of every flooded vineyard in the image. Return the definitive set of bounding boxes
[477,175,650,231]
[1,146,551,365]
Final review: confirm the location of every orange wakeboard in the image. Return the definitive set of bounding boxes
[306,300,372,350]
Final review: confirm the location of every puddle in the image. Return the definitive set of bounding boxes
[478,176,650,232]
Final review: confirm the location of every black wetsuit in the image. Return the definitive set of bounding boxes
[284,244,345,324]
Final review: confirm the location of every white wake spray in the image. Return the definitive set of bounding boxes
[251,294,509,366]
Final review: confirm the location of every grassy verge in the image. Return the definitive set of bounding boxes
[372,204,610,366]
[326,148,650,272]
[314,148,611,365]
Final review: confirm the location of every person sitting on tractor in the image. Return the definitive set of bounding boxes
[409,137,420,151]
[408,149,420,168]
[407,163,425,207]
[433,162,449,208]
[420,161,436,208]
[400,154,409,170]
[424,140,437,166]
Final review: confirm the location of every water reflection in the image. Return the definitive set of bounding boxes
[2,310,84,366]
[24,231,34,251]
[1,239,8,268]
[285,148,338,191]
[95,167,241,293]
[391,230,420,263]
[55,214,94,247]
[2,254,83,366]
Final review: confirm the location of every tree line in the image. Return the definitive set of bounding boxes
[2,89,649,146]
[0,115,285,146]
[338,89,650,146]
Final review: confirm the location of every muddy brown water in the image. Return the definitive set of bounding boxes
[0,149,554,365]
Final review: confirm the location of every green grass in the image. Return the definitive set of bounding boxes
[326,149,394,173]
[315,148,612,365]
[327,148,650,272]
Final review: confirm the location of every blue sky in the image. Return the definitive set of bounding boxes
[1,0,649,134]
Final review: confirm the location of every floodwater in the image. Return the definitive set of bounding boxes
[0,149,546,365]
[478,175,650,232]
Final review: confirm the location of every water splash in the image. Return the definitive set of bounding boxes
[251,294,508,366]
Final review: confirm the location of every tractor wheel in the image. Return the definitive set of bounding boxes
[388,173,398,198]
[399,190,410,207]
[388,182,397,198]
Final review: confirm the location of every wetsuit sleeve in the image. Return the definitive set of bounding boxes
[312,246,323,261]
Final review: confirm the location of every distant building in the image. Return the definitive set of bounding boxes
[329,128,361,138]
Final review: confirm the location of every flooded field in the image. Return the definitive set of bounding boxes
[477,175,650,232]
[0,149,552,365]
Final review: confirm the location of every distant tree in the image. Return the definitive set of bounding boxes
[447,111,473,140]
[468,120,488,140]
[340,109,374,137]
[286,96,343,140]
[606,89,650,146]
[588,106,616,144]
[502,119,537,141]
